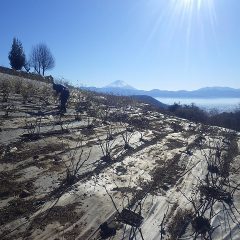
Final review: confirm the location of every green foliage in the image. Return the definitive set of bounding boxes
[8,38,26,70]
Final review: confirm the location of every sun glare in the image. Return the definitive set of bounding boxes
[183,0,193,5]
[180,0,204,12]
[146,0,217,62]
[155,0,217,67]
[180,0,215,12]
[170,0,217,38]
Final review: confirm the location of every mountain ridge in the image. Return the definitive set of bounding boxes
[82,83,240,98]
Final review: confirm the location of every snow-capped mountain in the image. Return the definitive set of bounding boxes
[105,80,136,90]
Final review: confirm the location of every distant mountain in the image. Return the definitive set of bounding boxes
[193,87,240,98]
[82,83,240,98]
[105,80,136,90]
[85,80,139,95]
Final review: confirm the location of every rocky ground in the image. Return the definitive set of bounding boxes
[0,75,240,240]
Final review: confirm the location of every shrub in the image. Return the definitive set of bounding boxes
[0,80,12,102]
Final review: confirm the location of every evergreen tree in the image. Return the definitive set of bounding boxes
[8,38,26,70]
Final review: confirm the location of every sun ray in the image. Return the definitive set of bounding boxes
[141,0,217,68]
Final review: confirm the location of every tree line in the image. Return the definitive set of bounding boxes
[168,102,240,132]
[8,37,55,76]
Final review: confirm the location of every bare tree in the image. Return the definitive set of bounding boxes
[30,43,55,76]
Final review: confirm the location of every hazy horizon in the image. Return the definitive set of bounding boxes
[1,0,240,90]
[156,97,240,112]
[84,80,240,91]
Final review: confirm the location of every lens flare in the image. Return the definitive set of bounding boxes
[176,0,217,45]
[143,0,217,69]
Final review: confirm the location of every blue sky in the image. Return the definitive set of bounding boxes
[1,0,240,90]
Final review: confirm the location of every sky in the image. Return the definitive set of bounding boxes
[1,0,240,90]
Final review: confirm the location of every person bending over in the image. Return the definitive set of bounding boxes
[53,83,70,113]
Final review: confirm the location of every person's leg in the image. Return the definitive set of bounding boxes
[60,94,68,113]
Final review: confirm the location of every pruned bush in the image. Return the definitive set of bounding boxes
[97,125,116,162]
[23,117,42,140]
[39,85,53,105]
[130,116,150,141]
[14,79,23,94]
[97,105,112,124]
[120,123,134,150]
[168,208,193,240]
[20,82,37,103]
[0,80,12,102]
[2,104,16,118]
[64,140,91,185]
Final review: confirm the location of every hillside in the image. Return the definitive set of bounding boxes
[0,75,240,240]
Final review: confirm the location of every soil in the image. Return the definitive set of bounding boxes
[0,76,240,240]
